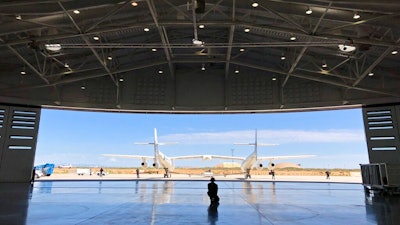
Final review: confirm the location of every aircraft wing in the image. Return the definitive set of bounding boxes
[170,155,245,161]
[257,154,316,161]
[102,154,155,161]
[134,142,178,145]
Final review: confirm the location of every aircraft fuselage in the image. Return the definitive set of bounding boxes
[156,151,175,172]
[241,151,257,172]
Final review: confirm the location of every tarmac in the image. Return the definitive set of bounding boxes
[38,173,362,183]
[1,173,400,225]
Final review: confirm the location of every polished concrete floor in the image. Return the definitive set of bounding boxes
[0,180,399,225]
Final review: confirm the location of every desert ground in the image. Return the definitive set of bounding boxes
[39,167,362,183]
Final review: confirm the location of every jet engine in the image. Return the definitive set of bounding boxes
[141,162,148,168]
[255,161,263,170]
[268,162,275,169]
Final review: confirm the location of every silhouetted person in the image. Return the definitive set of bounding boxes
[207,177,219,206]
[325,170,330,180]
[270,170,275,180]
[99,168,104,177]
[136,168,140,178]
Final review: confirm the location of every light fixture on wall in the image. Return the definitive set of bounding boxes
[306,8,312,15]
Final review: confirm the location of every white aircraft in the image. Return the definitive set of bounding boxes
[103,128,315,179]
[210,130,316,178]
[102,128,216,178]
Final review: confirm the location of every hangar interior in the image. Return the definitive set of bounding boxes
[0,0,400,224]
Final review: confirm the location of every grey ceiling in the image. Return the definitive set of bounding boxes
[0,0,399,113]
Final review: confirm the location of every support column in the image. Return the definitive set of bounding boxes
[0,105,41,182]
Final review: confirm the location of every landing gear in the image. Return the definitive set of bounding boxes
[245,169,251,179]
[163,168,170,178]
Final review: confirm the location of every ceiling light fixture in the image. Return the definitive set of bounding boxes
[244,28,250,33]
[64,63,69,68]
[81,85,86,90]
[199,24,205,29]
[391,50,398,55]
[16,15,22,20]
[252,2,259,8]
[306,8,312,15]
[45,44,62,51]
[20,70,26,75]
[368,72,374,76]
[201,64,205,71]
[338,44,356,52]
[192,39,204,45]
[131,2,138,7]
[239,48,245,52]
[158,70,163,74]
[290,36,296,41]
[107,56,112,60]
[73,10,80,14]
[353,12,360,19]
[272,76,277,81]
[234,68,239,74]
[152,48,157,52]
[119,77,124,82]
[322,62,327,68]
[144,27,150,32]
[93,36,100,41]
[281,55,286,60]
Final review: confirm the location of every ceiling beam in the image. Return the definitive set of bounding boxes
[146,0,175,78]
[5,44,50,85]
[224,0,236,79]
[58,1,118,86]
[282,44,309,87]
[231,60,400,98]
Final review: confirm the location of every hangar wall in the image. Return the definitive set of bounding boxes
[363,104,400,163]
[0,105,40,182]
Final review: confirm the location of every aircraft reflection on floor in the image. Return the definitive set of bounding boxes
[1,181,400,224]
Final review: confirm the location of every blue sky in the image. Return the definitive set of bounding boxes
[35,108,369,169]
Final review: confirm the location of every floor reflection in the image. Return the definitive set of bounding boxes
[365,192,400,225]
[0,181,399,225]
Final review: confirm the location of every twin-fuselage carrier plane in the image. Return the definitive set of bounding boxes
[102,129,315,178]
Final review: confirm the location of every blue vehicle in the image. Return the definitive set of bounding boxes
[34,163,55,178]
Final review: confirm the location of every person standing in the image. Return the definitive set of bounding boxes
[99,168,104,177]
[136,168,140,178]
[325,170,330,179]
[207,177,219,206]
[270,170,275,180]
